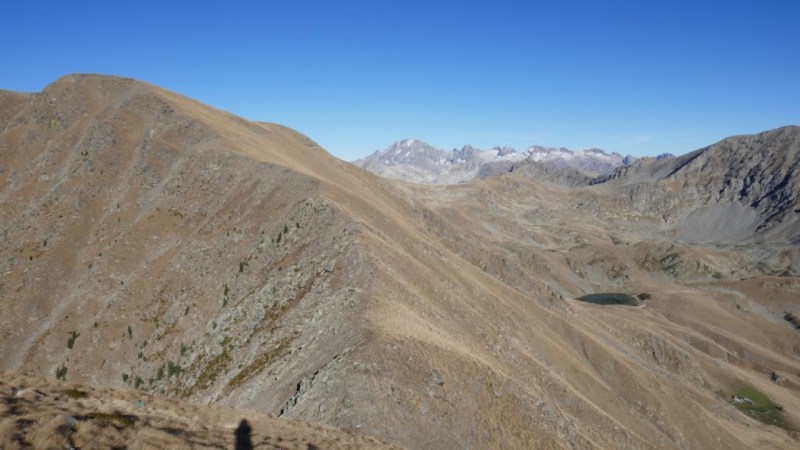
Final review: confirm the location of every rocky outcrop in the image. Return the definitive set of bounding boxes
[596,126,800,243]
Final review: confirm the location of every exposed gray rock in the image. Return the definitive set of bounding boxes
[595,126,800,244]
[355,140,634,184]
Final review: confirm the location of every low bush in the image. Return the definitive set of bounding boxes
[66,331,80,349]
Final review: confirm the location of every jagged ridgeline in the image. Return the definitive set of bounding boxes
[1,75,799,449]
[355,138,639,184]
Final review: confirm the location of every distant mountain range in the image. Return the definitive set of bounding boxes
[353,139,675,184]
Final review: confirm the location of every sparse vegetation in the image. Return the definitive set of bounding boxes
[127,325,132,339]
[276,231,282,244]
[180,343,188,356]
[122,373,129,383]
[167,361,181,377]
[55,365,67,380]
[134,376,143,389]
[606,264,628,280]
[62,389,89,399]
[227,338,290,393]
[636,293,652,301]
[80,412,136,428]
[188,348,232,394]
[731,385,795,431]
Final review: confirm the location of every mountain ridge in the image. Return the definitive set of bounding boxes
[355,138,650,184]
[592,125,800,243]
[2,74,800,449]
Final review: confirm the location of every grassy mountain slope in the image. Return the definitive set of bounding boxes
[1,75,799,449]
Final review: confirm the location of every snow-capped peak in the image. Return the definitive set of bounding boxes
[355,139,631,184]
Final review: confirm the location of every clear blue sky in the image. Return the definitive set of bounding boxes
[3,1,799,159]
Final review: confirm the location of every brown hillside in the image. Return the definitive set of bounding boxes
[0,371,397,449]
[1,74,799,449]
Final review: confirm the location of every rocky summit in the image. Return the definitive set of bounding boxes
[2,75,799,449]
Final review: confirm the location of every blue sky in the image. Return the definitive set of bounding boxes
[3,1,799,159]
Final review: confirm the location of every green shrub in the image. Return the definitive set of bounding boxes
[66,331,80,349]
[167,361,181,377]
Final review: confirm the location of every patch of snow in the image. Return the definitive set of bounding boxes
[478,150,500,162]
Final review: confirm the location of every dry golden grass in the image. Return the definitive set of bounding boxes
[0,372,398,449]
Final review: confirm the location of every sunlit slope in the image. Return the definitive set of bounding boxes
[1,75,798,449]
